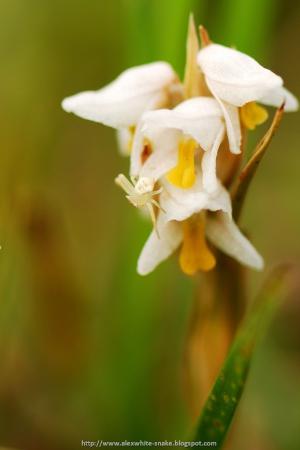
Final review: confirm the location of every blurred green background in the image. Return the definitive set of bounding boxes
[0,1,299,449]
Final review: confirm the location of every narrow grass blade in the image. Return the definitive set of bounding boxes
[193,265,289,448]
[231,104,284,221]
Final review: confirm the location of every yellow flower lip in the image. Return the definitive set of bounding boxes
[179,213,216,275]
[240,102,268,130]
[166,139,197,189]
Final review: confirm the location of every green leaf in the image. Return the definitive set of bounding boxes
[192,265,289,449]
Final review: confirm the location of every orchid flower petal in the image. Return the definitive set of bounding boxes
[202,125,225,193]
[161,174,232,222]
[62,62,177,128]
[137,214,182,275]
[197,44,283,106]
[116,127,134,156]
[139,141,178,181]
[130,125,180,179]
[206,212,264,270]
[130,121,148,176]
[260,86,299,112]
[141,97,224,151]
[206,79,241,154]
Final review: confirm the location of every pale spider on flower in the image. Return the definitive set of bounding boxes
[115,174,165,236]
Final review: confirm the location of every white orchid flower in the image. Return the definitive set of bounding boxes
[130,97,226,194]
[197,42,299,153]
[137,174,263,276]
[62,62,181,155]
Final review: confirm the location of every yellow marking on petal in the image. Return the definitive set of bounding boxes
[240,102,268,130]
[166,139,196,188]
[126,125,136,154]
[179,214,216,275]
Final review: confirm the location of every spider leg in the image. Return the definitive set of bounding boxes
[152,187,163,195]
[115,174,135,195]
[151,199,165,214]
[130,175,138,185]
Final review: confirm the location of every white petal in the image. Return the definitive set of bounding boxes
[161,174,232,222]
[174,96,222,118]
[202,125,225,193]
[137,214,182,275]
[62,62,177,128]
[130,124,180,179]
[139,139,178,180]
[130,121,146,176]
[206,79,241,154]
[198,44,283,106]
[260,86,299,112]
[141,97,224,151]
[206,212,264,270]
[116,128,131,156]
